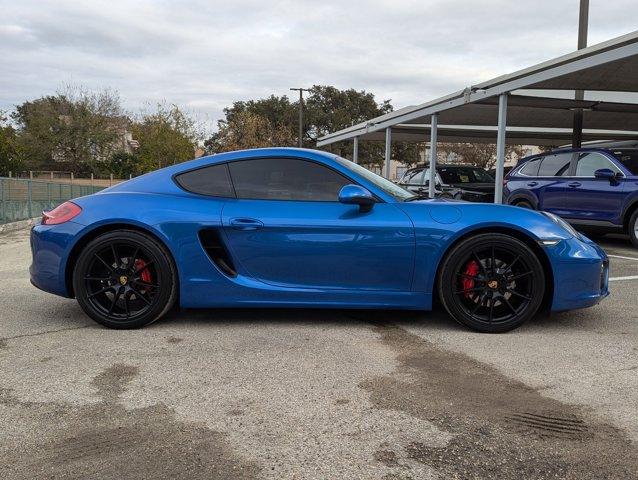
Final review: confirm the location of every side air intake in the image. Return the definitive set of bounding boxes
[198,229,237,278]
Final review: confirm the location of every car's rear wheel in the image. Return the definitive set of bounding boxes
[438,233,545,333]
[629,210,638,248]
[73,230,177,329]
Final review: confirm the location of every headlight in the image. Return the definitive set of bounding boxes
[541,211,579,238]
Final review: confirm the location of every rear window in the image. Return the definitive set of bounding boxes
[438,167,493,184]
[612,150,638,175]
[517,157,541,176]
[401,169,425,184]
[538,153,572,177]
[175,163,235,197]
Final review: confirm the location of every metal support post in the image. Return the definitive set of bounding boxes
[428,114,438,198]
[384,128,392,179]
[494,94,508,204]
[353,136,359,164]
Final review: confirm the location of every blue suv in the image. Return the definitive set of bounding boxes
[504,148,638,247]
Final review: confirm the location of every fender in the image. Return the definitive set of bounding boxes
[621,192,638,228]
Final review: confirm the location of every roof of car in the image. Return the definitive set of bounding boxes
[406,163,481,171]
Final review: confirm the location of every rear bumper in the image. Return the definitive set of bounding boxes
[29,221,84,298]
[549,235,609,311]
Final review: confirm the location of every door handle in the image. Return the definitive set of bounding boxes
[568,182,581,188]
[527,181,538,187]
[229,218,264,230]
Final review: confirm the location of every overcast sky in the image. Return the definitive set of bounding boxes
[1,0,636,129]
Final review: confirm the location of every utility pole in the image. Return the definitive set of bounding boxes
[290,87,310,147]
[572,0,589,148]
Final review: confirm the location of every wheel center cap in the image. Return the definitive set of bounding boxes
[488,279,499,289]
[119,275,128,286]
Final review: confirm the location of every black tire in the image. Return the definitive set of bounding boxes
[73,230,177,329]
[514,200,534,209]
[629,210,638,248]
[438,233,545,333]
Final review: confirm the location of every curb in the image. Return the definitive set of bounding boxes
[0,217,39,235]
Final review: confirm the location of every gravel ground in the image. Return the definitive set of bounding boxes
[0,228,637,479]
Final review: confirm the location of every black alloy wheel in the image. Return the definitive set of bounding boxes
[438,233,545,333]
[73,230,177,329]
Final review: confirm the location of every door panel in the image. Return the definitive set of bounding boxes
[560,152,625,223]
[221,199,415,291]
[535,153,574,214]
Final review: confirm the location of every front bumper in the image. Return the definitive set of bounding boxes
[549,234,609,311]
[30,221,85,298]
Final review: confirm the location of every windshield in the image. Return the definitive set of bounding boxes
[438,167,494,184]
[334,156,414,201]
[612,149,638,175]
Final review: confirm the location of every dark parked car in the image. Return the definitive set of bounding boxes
[504,147,638,247]
[488,166,513,178]
[398,164,496,202]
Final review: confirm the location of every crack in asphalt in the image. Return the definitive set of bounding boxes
[0,325,92,343]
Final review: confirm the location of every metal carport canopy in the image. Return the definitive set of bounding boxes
[316,94,638,146]
[316,30,638,203]
[344,123,638,146]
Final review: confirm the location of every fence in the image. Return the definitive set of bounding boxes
[0,177,105,225]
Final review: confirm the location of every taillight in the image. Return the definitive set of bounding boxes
[42,201,82,225]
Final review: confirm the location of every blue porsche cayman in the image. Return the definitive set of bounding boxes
[30,148,609,332]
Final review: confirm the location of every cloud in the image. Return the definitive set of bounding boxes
[0,0,635,131]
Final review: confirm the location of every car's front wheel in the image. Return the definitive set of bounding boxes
[438,233,545,333]
[629,209,638,248]
[73,230,177,329]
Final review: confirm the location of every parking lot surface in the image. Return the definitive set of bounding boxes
[1,228,637,479]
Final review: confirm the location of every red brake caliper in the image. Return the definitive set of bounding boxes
[134,259,152,285]
[461,260,480,298]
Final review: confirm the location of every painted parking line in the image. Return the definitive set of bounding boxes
[607,254,638,261]
[609,275,638,282]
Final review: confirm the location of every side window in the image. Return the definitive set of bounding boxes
[400,169,422,184]
[228,158,351,201]
[518,157,541,176]
[174,164,235,197]
[576,152,621,177]
[538,153,572,177]
[410,169,427,185]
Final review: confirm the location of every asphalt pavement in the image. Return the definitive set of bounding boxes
[1,228,637,479]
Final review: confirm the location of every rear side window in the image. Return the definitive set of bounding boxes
[517,157,541,176]
[576,152,621,176]
[401,169,425,184]
[175,164,235,197]
[228,158,351,201]
[611,150,638,175]
[538,153,572,177]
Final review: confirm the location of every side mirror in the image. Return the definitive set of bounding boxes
[594,168,617,183]
[339,184,375,212]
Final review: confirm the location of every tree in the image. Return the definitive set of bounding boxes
[206,111,295,153]
[305,85,396,165]
[438,143,525,169]
[131,103,200,171]
[205,95,297,154]
[102,152,139,178]
[0,112,24,176]
[205,85,415,167]
[12,86,126,173]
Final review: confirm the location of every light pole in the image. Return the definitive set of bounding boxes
[290,87,310,147]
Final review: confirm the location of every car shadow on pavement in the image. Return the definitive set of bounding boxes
[159,303,605,335]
